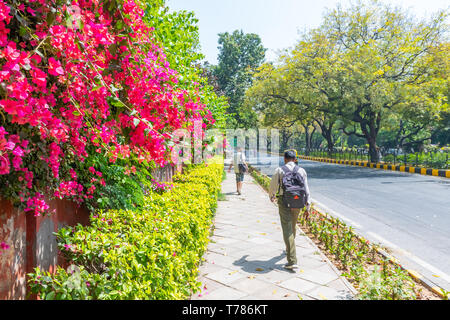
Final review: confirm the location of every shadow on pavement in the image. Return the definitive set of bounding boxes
[223,192,238,196]
[233,253,294,274]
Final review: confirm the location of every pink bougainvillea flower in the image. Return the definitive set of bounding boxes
[1,242,10,250]
[12,146,24,157]
[30,68,47,88]
[0,155,10,175]
[12,155,22,170]
[24,193,49,216]
[26,7,36,16]
[48,57,64,76]
[0,126,7,137]
[4,141,15,150]
[0,0,216,217]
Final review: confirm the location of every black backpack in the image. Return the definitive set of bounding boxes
[280,165,307,209]
[238,163,247,174]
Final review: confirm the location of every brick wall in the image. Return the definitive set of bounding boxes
[0,198,90,300]
[0,164,181,299]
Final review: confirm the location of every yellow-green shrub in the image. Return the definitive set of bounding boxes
[28,163,223,300]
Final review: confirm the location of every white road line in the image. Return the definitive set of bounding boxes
[311,197,363,229]
[312,197,450,284]
[367,231,450,283]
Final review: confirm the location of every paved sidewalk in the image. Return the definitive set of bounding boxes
[191,171,356,300]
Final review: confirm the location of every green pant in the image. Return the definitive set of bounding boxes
[278,198,301,265]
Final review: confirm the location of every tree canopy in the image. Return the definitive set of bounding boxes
[214,30,266,128]
[247,0,449,161]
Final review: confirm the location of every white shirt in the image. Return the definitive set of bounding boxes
[233,152,246,174]
[269,161,311,205]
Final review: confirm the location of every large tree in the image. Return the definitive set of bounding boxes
[247,1,449,161]
[214,30,266,128]
[246,30,341,155]
[322,0,448,161]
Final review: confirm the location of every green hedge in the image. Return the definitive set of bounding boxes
[28,163,223,300]
[249,165,270,191]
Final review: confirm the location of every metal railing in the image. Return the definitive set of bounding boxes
[299,147,449,170]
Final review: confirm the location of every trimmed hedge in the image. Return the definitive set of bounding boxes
[249,165,270,191]
[28,163,223,300]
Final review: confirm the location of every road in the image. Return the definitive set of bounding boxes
[248,154,450,292]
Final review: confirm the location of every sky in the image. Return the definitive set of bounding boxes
[166,0,450,64]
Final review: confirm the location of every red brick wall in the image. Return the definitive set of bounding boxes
[152,164,183,182]
[1,164,179,299]
[0,198,89,300]
[0,200,26,300]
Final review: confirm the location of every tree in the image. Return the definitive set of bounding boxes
[214,30,266,128]
[322,0,448,161]
[247,0,449,160]
[246,30,341,155]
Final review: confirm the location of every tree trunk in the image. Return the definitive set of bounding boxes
[323,129,334,157]
[303,125,311,156]
[357,111,380,163]
[314,117,335,157]
[368,137,378,163]
[280,129,292,152]
[309,125,317,151]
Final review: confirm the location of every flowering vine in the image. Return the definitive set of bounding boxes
[0,0,215,215]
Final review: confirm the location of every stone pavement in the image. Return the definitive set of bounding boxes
[191,170,356,300]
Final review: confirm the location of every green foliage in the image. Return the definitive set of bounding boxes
[248,0,449,159]
[358,266,417,300]
[28,163,223,300]
[143,0,229,129]
[214,30,266,128]
[249,166,270,191]
[301,208,419,300]
[78,151,154,212]
[307,148,449,169]
[145,1,203,73]
[301,209,419,300]
[383,151,448,169]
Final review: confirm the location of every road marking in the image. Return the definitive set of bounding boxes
[311,198,363,229]
[367,231,450,283]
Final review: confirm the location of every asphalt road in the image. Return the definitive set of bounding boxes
[248,154,450,292]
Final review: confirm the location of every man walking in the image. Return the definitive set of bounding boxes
[228,147,248,195]
[269,150,311,270]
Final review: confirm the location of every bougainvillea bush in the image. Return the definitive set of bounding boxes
[0,0,216,215]
[28,163,223,299]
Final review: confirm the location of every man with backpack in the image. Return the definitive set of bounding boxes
[228,147,248,195]
[269,150,311,270]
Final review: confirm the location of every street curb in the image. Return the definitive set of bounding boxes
[307,204,448,299]
[248,165,448,299]
[372,247,448,299]
[312,204,448,300]
[298,155,450,179]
